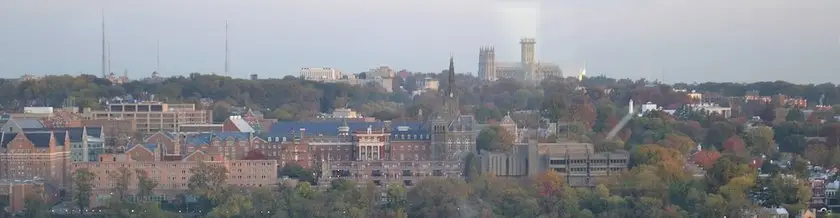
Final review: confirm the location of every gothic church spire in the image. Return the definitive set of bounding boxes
[446,55,455,98]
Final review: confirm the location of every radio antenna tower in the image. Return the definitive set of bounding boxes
[101,9,107,78]
[156,39,160,72]
[224,20,229,76]
[107,41,112,75]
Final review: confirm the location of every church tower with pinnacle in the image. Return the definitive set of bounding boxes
[428,55,466,161]
[442,55,460,117]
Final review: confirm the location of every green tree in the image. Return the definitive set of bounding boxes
[474,106,503,123]
[631,144,687,183]
[533,171,580,217]
[462,153,481,183]
[275,183,319,218]
[593,103,617,133]
[208,191,253,218]
[476,125,515,153]
[541,81,572,122]
[764,174,813,212]
[266,108,295,121]
[109,167,133,201]
[71,168,96,215]
[705,121,736,149]
[21,189,49,218]
[657,133,696,155]
[0,199,7,218]
[705,155,754,191]
[774,121,805,153]
[786,108,805,122]
[744,126,776,156]
[249,188,277,218]
[278,163,316,184]
[105,167,135,217]
[384,183,407,212]
[135,169,158,201]
[406,178,470,218]
[187,161,230,214]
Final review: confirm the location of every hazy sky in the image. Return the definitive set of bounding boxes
[1,0,839,83]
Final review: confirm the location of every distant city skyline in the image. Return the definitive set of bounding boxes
[1,0,839,83]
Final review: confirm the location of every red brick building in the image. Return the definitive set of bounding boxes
[0,132,71,188]
[72,144,277,207]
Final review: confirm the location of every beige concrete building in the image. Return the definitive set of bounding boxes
[300,67,343,81]
[83,101,211,133]
[478,140,629,187]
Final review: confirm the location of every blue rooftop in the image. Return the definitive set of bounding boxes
[22,127,102,142]
[185,132,252,146]
[127,143,158,152]
[267,121,425,137]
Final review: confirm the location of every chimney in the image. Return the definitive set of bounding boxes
[299,128,306,140]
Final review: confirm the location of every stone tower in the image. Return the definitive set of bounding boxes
[520,38,537,81]
[429,56,462,161]
[478,46,497,81]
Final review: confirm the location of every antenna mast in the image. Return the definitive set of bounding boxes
[224,20,229,76]
[661,68,666,84]
[101,9,106,78]
[156,39,160,72]
[107,41,112,75]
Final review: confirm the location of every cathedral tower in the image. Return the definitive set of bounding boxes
[478,46,497,81]
[520,38,537,81]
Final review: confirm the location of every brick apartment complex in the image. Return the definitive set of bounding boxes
[0,180,48,213]
[71,144,277,206]
[80,119,137,151]
[143,131,267,162]
[0,132,71,188]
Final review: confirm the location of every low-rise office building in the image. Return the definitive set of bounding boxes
[478,140,629,187]
[83,101,211,133]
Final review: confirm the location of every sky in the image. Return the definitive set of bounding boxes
[1,0,839,83]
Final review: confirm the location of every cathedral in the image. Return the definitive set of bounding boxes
[478,38,563,82]
[425,56,480,161]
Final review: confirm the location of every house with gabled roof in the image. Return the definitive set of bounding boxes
[222,116,255,133]
[22,126,105,162]
[1,118,45,132]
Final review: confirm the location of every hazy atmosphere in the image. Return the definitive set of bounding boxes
[1,0,839,83]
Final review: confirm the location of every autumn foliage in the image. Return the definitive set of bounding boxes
[632,144,686,182]
[533,170,567,197]
[657,133,696,155]
[693,150,721,169]
[722,136,746,156]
